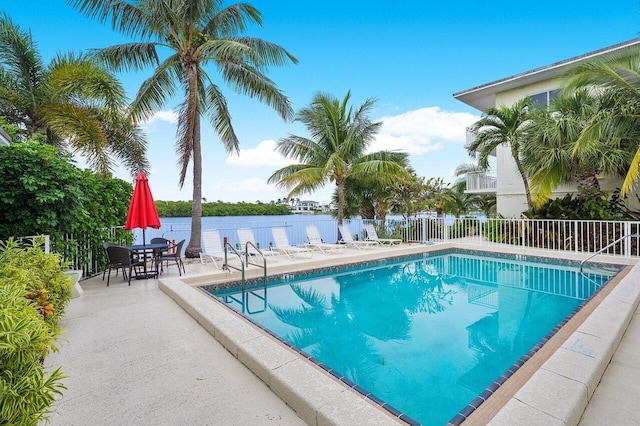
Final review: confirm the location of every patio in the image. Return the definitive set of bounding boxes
[46,243,640,425]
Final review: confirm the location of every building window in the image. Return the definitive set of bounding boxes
[530,89,561,109]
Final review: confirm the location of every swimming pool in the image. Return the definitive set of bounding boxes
[205,250,620,425]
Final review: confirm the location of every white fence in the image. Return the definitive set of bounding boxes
[47,216,640,278]
[401,216,640,258]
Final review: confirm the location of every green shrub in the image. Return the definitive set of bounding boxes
[0,142,134,272]
[0,238,71,424]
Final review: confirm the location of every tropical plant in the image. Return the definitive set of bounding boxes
[0,238,70,425]
[334,153,410,221]
[468,97,534,209]
[388,171,430,219]
[423,177,454,217]
[268,91,407,225]
[0,13,148,175]
[563,52,640,196]
[521,89,629,206]
[69,0,297,257]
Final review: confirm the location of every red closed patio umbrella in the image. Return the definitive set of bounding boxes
[125,172,161,245]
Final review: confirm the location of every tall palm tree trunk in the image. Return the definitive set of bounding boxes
[337,180,345,226]
[575,170,601,199]
[187,113,202,257]
[185,63,202,258]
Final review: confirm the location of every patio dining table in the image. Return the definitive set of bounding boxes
[126,243,168,279]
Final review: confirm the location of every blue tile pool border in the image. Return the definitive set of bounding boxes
[198,248,624,426]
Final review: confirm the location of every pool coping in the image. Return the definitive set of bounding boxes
[159,244,640,425]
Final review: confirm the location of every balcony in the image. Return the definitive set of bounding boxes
[464,127,477,150]
[464,126,496,156]
[465,170,497,194]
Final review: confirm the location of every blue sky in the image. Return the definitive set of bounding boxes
[3,1,640,203]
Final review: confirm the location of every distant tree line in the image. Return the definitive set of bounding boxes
[155,201,292,218]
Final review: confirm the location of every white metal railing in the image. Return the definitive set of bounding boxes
[42,217,640,279]
[464,127,477,150]
[465,171,497,193]
[404,216,640,258]
[19,235,51,253]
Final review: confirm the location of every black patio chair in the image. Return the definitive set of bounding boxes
[106,245,144,286]
[102,241,119,281]
[159,239,186,276]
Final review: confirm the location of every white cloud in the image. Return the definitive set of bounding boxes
[143,109,179,125]
[226,139,290,167]
[369,107,478,155]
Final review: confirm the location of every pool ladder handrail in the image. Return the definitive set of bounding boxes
[224,241,245,286]
[579,233,638,273]
[244,241,268,284]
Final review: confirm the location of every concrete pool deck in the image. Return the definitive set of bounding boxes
[46,242,640,425]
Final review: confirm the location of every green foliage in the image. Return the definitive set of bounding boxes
[269,91,407,225]
[482,217,521,245]
[0,238,70,425]
[155,200,292,217]
[522,190,635,220]
[0,238,73,325]
[0,142,83,239]
[0,142,134,271]
[389,172,430,218]
[0,15,149,175]
[0,116,19,141]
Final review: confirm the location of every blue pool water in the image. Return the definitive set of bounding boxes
[206,250,619,425]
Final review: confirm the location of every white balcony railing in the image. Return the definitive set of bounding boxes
[464,127,477,150]
[465,170,497,193]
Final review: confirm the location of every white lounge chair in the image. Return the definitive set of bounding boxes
[237,228,279,262]
[200,229,232,269]
[338,224,379,249]
[365,223,402,246]
[305,225,345,255]
[271,227,313,260]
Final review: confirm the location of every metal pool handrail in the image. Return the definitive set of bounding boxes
[580,234,638,273]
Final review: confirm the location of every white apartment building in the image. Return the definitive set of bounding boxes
[454,38,640,217]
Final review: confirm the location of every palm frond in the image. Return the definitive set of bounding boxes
[129,55,181,122]
[203,83,239,153]
[204,3,262,37]
[217,59,294,120]
[93,43,160,72]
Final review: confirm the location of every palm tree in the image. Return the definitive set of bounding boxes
[522,89,629,206]
[268,91,406,225]
[387,171,433,219]
[0,13,147,175]
[335,152,410,221]
[564,52,640,195]
[468,97,534,209]
[70,0,297,257]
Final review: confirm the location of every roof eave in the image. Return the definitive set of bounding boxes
[453,37,640,111]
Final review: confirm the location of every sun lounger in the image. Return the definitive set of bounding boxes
[200,229,241,269]
[271,227,313,260]
[237,228,279,262]
[338,224,379,249]
[365,223,402,246]
[305,225,345,255]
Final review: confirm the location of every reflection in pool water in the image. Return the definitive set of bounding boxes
[208,251,619,425]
